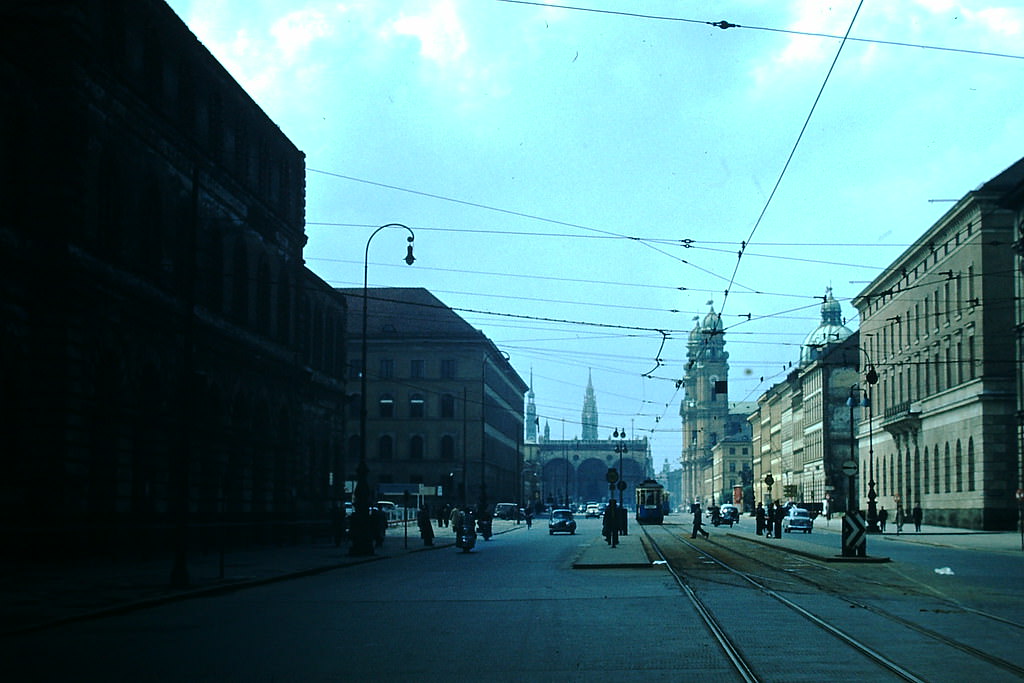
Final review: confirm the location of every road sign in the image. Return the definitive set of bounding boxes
[606,468,619,484]
[841,460,858,477]
[617,480,627,492]
[842,511,867,557]
[764,474,774,487]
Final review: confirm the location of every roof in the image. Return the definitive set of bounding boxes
[335,287,485,341]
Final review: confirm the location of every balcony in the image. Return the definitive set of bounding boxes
[882,400,921,436]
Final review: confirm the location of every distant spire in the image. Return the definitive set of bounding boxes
[525,367,537,442]
[581,370,598,440]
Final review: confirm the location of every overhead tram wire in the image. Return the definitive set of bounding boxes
[494,0,1024,62]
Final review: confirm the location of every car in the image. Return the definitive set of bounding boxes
[548,509,577,535]
[719,504,740,525]
[783,507,814,533]
[584,502,600,518]
[493,503,518,520]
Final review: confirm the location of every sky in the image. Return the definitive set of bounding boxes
[164,0,1024,472]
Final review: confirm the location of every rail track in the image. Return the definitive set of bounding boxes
[640,523,1024,682]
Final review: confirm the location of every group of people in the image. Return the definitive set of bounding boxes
[754,501,787,538]
[877,504,923,533]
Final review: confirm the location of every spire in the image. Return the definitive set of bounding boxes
[581,370,598,440]
[525,367,537,442]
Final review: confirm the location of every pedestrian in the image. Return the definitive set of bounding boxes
[417,505,435,546]
[773,502,783,539]
[442,503,451,527]
[878,506,888,533]
[895,507,904,534]
[755,502,766,536]
[524,507,533,529]
[690,504,709,539]
[912,503,922,532]
[449,505,463,533]
[603,499,619,547]
[372,507,388,547]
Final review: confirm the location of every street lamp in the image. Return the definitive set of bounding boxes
[351,224,415,557]
[613,428,628,507]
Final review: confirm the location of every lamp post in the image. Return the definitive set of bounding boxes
[351,224,415,557]
[613,428,628,507]
[864,364,879,532]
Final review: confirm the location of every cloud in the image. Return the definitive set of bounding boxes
[270,8,334,63]
[388,0,468,65]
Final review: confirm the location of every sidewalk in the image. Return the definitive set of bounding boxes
[572,529,653,569]
[725,514,1024,560]
[0,519,524,637]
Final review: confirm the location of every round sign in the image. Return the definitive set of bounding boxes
[841,460,858,476]
[617,480,627,491]
[606,468,619,484]
[764,474,775,487]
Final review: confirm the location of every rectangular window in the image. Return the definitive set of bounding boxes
[410,359,425,379]
[379,359,394,379]
[441,359,457,379]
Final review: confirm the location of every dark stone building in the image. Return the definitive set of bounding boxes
[336,287,528,509]
[0,0,348,558]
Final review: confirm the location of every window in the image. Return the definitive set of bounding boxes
[441,435,455,460]
[955,440,963,492]
[409,394,425,418]
[379,359,393,379]
[441,359,457,379]
[410,359,425,379]
[378,435,393,460]
[440,394,456,419]
[410,435,424,459]
[967,438,975,491]
[379,394,394,418]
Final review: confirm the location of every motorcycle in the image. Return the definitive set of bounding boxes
[456,515,477,553]
[477,517,492,541]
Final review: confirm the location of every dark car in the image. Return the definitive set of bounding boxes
[718,504,740,525]
[548,509,577,535]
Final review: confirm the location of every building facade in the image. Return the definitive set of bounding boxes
[748,292,859,513]
[853,159,1024,529]
[337,288,528,509]
[679,304,731,505]
[0,0,348,557]
[523,376,653,510]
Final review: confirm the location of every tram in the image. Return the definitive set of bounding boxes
[635,479,667,525]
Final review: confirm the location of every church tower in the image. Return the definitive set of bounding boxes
[581,370,599,440]
[525,369,538,443]
[679,302,730,504]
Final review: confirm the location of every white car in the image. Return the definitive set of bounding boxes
[783,508,814,533]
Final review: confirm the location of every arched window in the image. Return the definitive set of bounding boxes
[379,394,394,418]
[441,435,455,460]
[923,447,930,494]
[378,435,393,460]
[943,443,951,493]
[967,438,976,492]
[409,394,425,418]
[955,440,963,492]
[410,435,424,459]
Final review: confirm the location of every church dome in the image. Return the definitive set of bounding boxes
[702,304,723,332]
[800,287,852,364]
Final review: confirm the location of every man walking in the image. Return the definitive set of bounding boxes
[691,505,709,539]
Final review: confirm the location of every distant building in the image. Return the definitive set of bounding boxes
[0,0,348,556]
[336,287,527,508]
[748,291,859,513]
[679,303,731,505]
[854,158,1024,529]
[523,376,652,509]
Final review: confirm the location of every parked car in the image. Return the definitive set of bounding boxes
[783,507,814,533]
[585,502,600,518]
[548,509,577,535]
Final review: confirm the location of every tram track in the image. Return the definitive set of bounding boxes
[640,523,1024,682]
